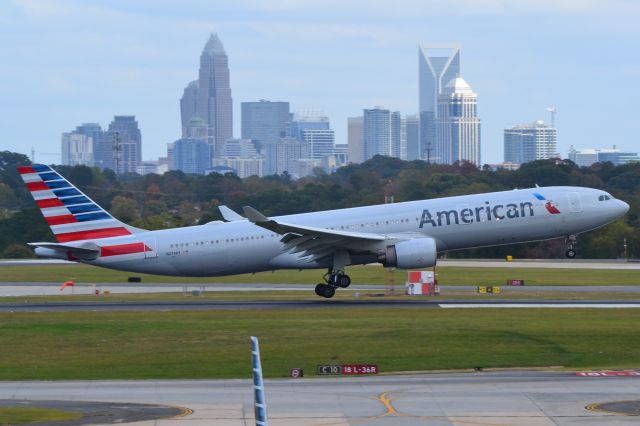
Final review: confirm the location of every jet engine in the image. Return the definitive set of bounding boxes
[380,237,437,269]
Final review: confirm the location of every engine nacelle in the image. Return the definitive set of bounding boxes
[380,237,437,269]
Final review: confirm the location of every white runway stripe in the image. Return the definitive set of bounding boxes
[439,303,640,309]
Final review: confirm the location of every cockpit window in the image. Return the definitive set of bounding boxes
[598,194,612,201]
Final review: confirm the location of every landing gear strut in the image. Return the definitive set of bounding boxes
[315,269,351,298]
[565,234,578,259]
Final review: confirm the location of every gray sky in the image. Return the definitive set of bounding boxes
[1,0,639,164]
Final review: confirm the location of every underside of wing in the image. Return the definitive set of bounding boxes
[242,206,385,262]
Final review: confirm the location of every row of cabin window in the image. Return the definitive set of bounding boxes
[167,218,417,248]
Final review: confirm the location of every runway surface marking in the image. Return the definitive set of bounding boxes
[440,303,640,308]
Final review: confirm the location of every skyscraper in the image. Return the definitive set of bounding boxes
[180,33,233,155]
[504,121,557,164]
[436,77,481,166]
[61,123,103,167]
[107,116,142,174]
[288,113,335,160]
[241,100,291,147]
[241,100,294,175]
[405,115,420,161]
[173,138,212,174]
[363,107,391,161]
[418,43,460,161]
[347,116,364,164]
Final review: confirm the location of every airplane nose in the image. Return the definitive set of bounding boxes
[617,200,630,216]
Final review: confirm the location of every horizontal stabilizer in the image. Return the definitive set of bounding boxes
[28,241,100,260]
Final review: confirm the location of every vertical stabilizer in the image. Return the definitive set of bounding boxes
[18,164,144,243]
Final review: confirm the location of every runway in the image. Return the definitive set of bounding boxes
[3,299,640,312]
[3,282,640,297]
[2,371,640,425]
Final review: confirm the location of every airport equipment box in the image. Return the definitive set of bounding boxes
[406,271,437,295]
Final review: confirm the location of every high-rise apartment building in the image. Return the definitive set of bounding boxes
[504,121,557,165]
[61,123,103,167]
[405,115,420,161]
[173,138,212,174]
[107,115,142,174]
[241,100,291,147]
[241,100,294,175]
[287,113,335,160]
[363,107,404,161]
[568,146,639,167]
[363,107,391,160]
[435,77,481,166]
[180,33,233,155]
[419,43,460,162]
[347,116,364,164]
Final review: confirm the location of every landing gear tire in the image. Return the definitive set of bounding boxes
[336,274,351,288]
[315,283,336,298]
[566,249,577,259]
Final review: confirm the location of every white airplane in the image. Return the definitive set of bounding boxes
[20,164,629,298]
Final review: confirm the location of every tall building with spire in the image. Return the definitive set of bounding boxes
[436,77,481,166]
[418,44,460,162]
[180,33,233,156]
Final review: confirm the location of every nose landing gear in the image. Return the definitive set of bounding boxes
[565,235,578,259]
[314,269,351,298]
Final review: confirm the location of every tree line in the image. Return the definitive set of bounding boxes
[0,150,638,259]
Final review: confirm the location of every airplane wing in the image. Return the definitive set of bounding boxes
[242,206,385,262]
[218,205,246,222]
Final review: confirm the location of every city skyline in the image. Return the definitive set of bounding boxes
[2,1,639,165]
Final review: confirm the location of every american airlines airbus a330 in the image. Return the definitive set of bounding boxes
[20,164,629,298]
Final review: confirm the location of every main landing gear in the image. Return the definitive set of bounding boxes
[565,234,578,259]
[314,269,351,299]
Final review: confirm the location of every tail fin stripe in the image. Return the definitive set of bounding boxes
[18,166,36,174]
[75,212,111,222]
[21,173,42,183]
[68,204,102,214]
[59,196,91,206]
[50,220,124,233]
[32,190,56,200]
[46,215,78,226]
[42,207,70,217]
[38,172,60,181]
[27,181,49,192]
[36,198,65,208]
[32,164,51,173]
[56,227,131,243]
[45,180,72,190]
[53,188,82,198]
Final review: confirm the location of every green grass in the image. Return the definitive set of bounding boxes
[1,263,639,285]
[0,407,81,425]
[1,309,640,380]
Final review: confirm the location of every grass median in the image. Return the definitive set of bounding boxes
[1,263,639,285]
[1,308,639,380]
[0,407,81,425]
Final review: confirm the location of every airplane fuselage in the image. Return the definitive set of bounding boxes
[62,186,627,276]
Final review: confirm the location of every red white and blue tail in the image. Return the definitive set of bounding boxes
[18,164,143,243]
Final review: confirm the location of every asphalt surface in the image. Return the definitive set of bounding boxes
[4,282,640,298]
[2,371,640,425]
[0,399,185,425]
[3,299,640,312]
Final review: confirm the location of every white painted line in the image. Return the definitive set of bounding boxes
[439,303,640,309]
